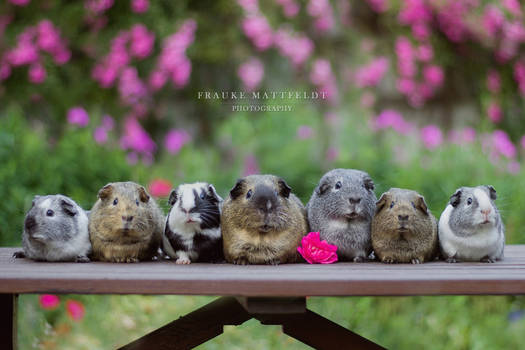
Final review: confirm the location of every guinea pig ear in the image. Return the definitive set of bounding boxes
[277,178,292,198]
[60,199,78,217]
[485,185,497,200]
[98,184,113,200]
[208,184,223,202]
[375,193,389,214]
[450,189,462,207]
[364,177,375,191]
[168,189,178,206]
[138,186,150,203]
[229,179,245,200]
[316,180,330,196]
[415,195,429,214]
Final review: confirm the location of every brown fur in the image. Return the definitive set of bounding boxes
[371,188,438,264]
[221,175,308,265]
[89,182,164,263]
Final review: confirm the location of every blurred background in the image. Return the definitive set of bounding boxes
[1,0,525,348]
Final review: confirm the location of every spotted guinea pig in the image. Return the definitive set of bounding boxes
[162,182,224,264]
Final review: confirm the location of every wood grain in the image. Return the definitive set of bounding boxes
[2,247,525,296]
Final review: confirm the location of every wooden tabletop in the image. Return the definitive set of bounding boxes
[1,247,525,296]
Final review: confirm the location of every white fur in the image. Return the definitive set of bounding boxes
[327,219,349,231]
[439,204,502,261]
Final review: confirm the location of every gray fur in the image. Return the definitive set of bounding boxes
[306,169,376,262]
[439,185,505,262]
[17,195,91,262]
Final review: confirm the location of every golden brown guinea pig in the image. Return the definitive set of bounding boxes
[89,181,164,263]
[221,175,308,265]
[371,188,438,264]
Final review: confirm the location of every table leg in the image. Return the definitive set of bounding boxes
[0,294,18,350]
[119,297,251,350]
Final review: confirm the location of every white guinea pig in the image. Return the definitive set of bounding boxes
[438,185,504,263]
[14,195,91,262]
[162,182,223,264]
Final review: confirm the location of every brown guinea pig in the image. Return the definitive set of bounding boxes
[371,188,438,264]
[221,175,308,265]
[89,181,164,263]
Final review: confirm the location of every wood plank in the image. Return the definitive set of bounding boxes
[1,247,525,296]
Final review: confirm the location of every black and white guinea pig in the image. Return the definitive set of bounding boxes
[162,182,224,264]
[14,194,92,262]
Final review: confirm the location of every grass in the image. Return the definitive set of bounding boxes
[18,294,525,349]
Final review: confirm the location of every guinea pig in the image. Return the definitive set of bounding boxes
[14,195,91,262]
[89,181,164,263]
[306,169,376,262]
[162,182,224,264]
[371,188,438,264]
[438,185,504,263]
[221,174,308,265]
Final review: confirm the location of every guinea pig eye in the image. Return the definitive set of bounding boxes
[46,209,54,217]
[246,189,253,199]
[467,198,473,205]
[135,199,139,206]
[113,198,118,206]
[200,192,206,200]
[411,202,416,209]
[335,181,342,190]
[390,201,395,209]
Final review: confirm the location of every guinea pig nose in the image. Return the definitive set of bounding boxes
[25,216,37,231]
[481,209,491,215]
[398,215,409,221]
[122,215,134,222]
[349,197,361,204]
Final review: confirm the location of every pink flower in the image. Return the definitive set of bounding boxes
[366,0,388,13]
[307,0,334,33]
[276,0,299,18]
[503,0,522,17]
[66,300,85,321]
[131,0,149,13]
[487,101,503,123]
[7,41,39,66]
[130,24,155,59]
[482,5,504,37]
[297,125,313,140]
[423,65,444,87]
[9,0,30,5]
[93,127,108,144]
[171,57,192,87]
[492,130,516,158]
[148,179,172,197]
[297,232,338,264]
[274,29,313,67]
[242,15,273,51]
[374,109,413,135]
[164,129,191,154]
[508,161,521,175]
[39,294,59,309]
[102,115,115,130]
[417,44,433,62]
[148,70,167,91]
[237,0,259,14]
[118,67,147,105]
[396,78,415,94]
[238,58,264,91]
[242,154,260,176]
[85,0,114,14]
[28,63,46,84]
[0,62,11,80]
[420,125,443,150]
[486,70,501,93]
[67,107,90,127]
[120,117,156,156]
[354,56,389,87]
[310,59,333,86]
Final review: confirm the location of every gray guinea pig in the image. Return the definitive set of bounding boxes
[306,169,376,262]
[14,195,91,262]
[438,185,505,263]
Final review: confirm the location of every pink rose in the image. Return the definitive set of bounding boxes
[66,300,85,321]
[39,294,59,309]
[148,179,173,197]
[297,232,338,264]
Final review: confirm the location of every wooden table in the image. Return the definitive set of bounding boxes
[2,246,525,349]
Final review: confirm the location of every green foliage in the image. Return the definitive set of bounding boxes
[0,107,133,246]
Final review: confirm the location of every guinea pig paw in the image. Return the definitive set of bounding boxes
[266,258,281,266]
[233,257,249,265]
[353,256,366,263]
[480,256,495,263]
[410,258,421,264]
[382,257,396,264]
[445,257,458,263]
[13,251,26,259]
[175,257,191,265]
[75,255,91,263]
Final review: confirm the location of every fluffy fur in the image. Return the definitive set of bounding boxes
[439,185,504,263]
[89,182,164,263]
[162,182,223,264]
[371,188,438,264]
[15,195,91,262]
[221,175,308,265]
[306,169,376,262]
